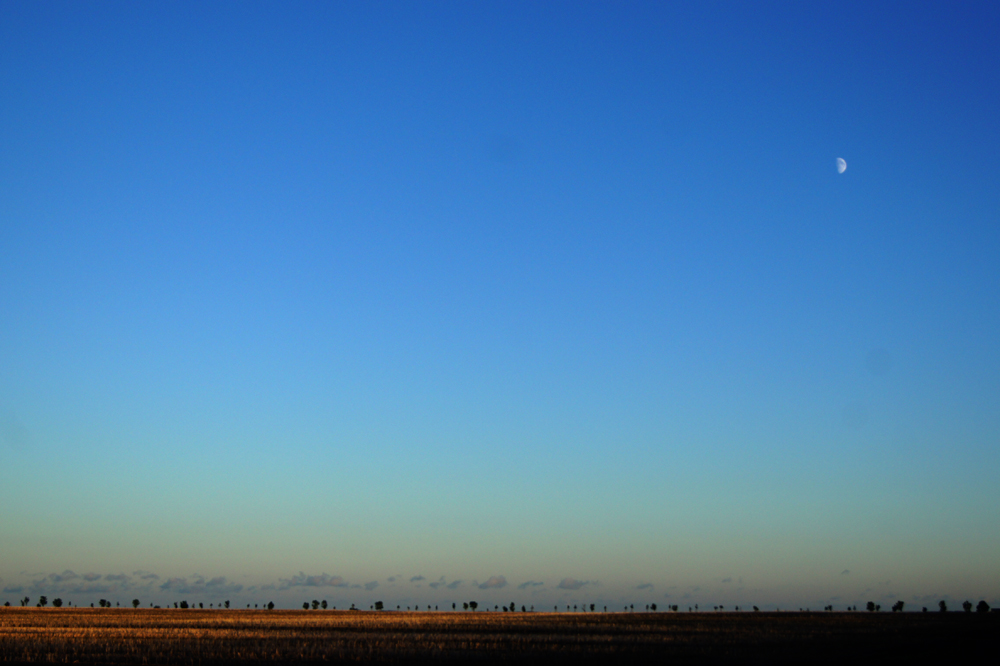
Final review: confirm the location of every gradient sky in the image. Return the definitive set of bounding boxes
[2,1,998,611]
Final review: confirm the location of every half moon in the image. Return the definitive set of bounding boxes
[836,157,847,174]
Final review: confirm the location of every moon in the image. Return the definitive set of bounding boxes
[836,157,847,174]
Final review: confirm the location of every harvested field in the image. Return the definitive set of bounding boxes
[0,608,994,665]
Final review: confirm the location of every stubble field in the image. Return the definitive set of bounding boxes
[0,608,994,665]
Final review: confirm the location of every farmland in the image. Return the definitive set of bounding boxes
[0,608,994,665]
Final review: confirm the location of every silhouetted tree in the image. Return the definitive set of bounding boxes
[374,601,383,610]
[892,601,904,612]
[753,606,759,612]
[591,604,596,612]
[38,596,48,607]
[469,601,478,611]
[650,603,657,611]
[132,599,140,609]
[962,600,973,612]
[866,601,876,612]
[225,600,230,609]
[939,600,947,612]
[462,602,468,611]
[180,601,189,609]
[976,600,990,613]
[267,602,274,610]
[321,600,328,610]
[303,602,309,610]
[312,600,320,610]
[522,606,526,612]
[923,607,928,612]
[52,598,63,608]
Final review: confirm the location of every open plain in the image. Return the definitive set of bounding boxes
[0,608,994,665]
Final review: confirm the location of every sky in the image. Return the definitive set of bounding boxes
[1,0,999,611]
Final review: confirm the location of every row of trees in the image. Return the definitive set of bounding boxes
[4,597,993,613]
[861,600,991,613]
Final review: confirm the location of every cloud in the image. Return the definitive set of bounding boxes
[446,580,462,590]
[428,577,446,589]
[277,573,348,590]
[105,574,129,582]
[410,575,426,583]
[556,578,591,591]
[841,570,850,575]
[3,585,24,594]
[48,570,79,583]
[518,581,544,590]
[159,576,243,596]
[387,577,397,583]
[25,572,131,596]
[636,583,654,590]
[134,571,160,581]
[364,581,379,591]
[478,576,507,590]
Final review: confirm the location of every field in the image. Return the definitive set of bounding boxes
[1,608,994,665]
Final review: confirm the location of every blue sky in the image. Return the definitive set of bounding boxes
[2,1,998,610]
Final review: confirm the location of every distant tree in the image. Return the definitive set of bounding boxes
[267,602,274,610]
[20,597,29,606]
[199,603,203,609]
[892,601,904,612]
[303,602,309,610]
[753,606,759,612]
[866,602,876,612]
[510,602,515,612]
[375,601,384,611]
[321,600,328,610]
[875,605,880,612]
[179,601,189,609]
[976,601,990,613]
[650,603,657,611]
[962,600,973,613]
[452,603,456,610]
[923,607,928,612]
[939,600,947,612]
[52,598,63,608]
[312,600,320,610]
[462,603,468,611]
[132,599,140,609]
[590,604,596,612]
[39,596,48,607]
[522,606,526,612]
[225,600,230,609]
[4,602,9,607]
[469,601,478,611]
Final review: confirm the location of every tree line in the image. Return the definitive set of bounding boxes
[4,596,994,613]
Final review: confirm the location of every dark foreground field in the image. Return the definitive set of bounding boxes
[1,608,995,665]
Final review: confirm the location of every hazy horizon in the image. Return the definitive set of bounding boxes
[2,1,998,612]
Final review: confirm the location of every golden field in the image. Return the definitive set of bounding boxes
[0,608,994,665]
